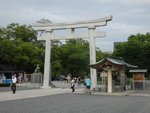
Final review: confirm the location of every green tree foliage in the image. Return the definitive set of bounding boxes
[51,41,63,79]
[13,39,44,73]
[0,39,15,64]
[1,23,37,42]
[0,23,44,73]
[0,27,6,39]
[51,39,90,78]
[96,48,112,61]
[113,33,150,74]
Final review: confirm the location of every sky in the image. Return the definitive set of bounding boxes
[0,0,150,52]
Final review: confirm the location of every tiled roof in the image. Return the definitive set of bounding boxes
[129,69,147,73]
[90,56,137,68]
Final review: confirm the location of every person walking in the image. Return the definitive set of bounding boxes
[11,73,17,94]
[71,78,75,92]
[85,76,91,94]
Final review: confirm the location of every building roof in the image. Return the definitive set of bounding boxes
[90,56,137,69]
[129,69,147,73]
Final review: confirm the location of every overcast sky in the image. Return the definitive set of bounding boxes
[0,0,150,52]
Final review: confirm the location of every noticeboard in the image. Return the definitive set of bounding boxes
[133,74,144,81]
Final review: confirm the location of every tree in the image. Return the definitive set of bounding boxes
[0,23,44,73]
[13,39,44,73]
[96,49,112,61]
[113,32,150,74]
[0,27,6,39]
[0,38,44,73]
[51,42,63,79]
[0,39,15,64]
[51,39,90,78]
[3,23,37,42]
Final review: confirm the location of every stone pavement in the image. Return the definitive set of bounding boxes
[0,88,83,102]
[1,86,150,102]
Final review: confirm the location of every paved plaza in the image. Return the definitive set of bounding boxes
[0,86,150,113]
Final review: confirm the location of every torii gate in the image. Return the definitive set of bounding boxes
[33,16,112,88]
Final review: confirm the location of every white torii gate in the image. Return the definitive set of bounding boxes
[33,16,112,88]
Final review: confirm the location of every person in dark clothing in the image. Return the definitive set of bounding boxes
[71,78,75,92]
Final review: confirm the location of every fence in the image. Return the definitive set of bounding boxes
[132,80,150,91]
[52,81,84,89]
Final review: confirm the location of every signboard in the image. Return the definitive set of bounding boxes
[100,71,107,77]
[133,74,144,81]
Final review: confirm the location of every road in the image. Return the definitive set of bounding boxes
[0,93,150,113]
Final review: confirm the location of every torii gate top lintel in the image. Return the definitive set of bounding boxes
[33,15,112,31]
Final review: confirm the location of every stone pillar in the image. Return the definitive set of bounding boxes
[88,27,97,89]
[42,31,52,88]
[107,69,112,93]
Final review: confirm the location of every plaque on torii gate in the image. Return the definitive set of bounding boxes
[33,16,112,88]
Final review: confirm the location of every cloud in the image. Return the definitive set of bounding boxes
[0,0,149,51]
[95,40,114,52]
[119,0,150,6]
[109,22,148,35]
[94,0,150,6]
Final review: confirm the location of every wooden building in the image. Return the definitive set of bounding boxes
[90,56,137,93]
[129,69,147,90]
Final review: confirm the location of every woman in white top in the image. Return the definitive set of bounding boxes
[11,73,17,94]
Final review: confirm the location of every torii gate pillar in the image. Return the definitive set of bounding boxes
[89,27,97,88]
[33,16,112,88]
[43,32,52,88]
